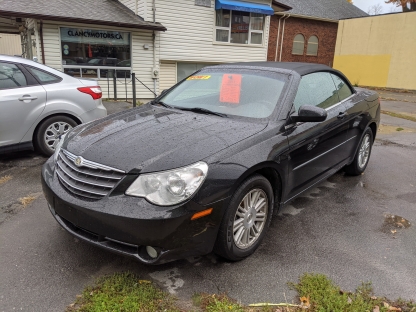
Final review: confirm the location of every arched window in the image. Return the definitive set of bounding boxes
[292,34,305,55]
[307,35,319,56]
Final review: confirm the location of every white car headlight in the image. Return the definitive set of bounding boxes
[125,162,208,206]
[53,133,67,163]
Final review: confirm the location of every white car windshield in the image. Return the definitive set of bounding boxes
[159,69,289,119]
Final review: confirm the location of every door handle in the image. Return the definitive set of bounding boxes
[18,95,38,101]
[337,112,347,119]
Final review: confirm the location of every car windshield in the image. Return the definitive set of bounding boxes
[159,68,289,119]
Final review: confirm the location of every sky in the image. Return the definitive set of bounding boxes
[352,0,401,14]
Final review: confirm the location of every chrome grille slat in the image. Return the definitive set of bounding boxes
[59,152,123,180]
[56,170,108,196]
[57,177,104,200]
[56,149,126,200]
[63,149,125,173]
[57,161,114,189]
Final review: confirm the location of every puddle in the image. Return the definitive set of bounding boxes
[381,214,411,234]
[149,268,184,294]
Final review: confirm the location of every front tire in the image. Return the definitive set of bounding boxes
[344,128,373,176]
[34,116,77,156]
[215,174,274,261]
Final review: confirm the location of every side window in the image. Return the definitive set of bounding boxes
[294,72,340,111]
[26,67,62,84]
[331,74,353,102]
[0,62,28,90]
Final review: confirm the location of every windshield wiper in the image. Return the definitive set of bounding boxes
[150,100,174,109]
[177,107,227,118]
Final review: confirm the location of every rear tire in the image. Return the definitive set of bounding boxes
[215,174,274,261]
[344,128,373,176]
[34,116,77,156]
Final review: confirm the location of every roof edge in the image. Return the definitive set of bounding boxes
[274,12,338,23]
[0,10,167,31]
[271,1,293,10]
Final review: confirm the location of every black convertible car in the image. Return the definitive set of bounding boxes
[42,62,380,264]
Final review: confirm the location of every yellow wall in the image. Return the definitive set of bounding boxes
[333,12,416,90]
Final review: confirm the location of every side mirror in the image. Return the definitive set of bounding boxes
[290,105,327,123]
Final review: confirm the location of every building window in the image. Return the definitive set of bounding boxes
[60,27,131,79]
[307,35,319,56]
[215,9,264,45]
[177,62,218,82]
[292,34,305,55]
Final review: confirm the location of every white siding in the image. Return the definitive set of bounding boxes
[119,0,137,13]
[160,62,177,91]
[156,0,271,64]
[41,21,158,100]
[0,34,21,56]
[137,0,148,20]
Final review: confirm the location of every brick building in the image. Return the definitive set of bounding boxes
[269,0,367,66]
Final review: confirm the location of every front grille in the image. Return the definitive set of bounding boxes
[56,149,125,200]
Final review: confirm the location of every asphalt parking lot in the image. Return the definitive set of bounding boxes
[1,100,415,311]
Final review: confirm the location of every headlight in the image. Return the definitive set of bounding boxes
[125,162,208,206]
[53,133,67,163]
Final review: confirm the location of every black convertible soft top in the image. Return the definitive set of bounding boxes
[216,62,334,76]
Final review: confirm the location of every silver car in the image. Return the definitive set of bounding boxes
[0,55,107,156]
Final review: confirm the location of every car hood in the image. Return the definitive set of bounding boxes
[65,104,267,173]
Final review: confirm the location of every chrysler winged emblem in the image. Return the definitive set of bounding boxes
[74,156,83,167]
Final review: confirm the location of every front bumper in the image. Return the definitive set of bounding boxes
[42,158,228,264]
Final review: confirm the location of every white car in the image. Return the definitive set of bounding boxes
[0,55,107,156]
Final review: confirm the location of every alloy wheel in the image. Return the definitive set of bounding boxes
[233,188,268,249]
[44,122,72,151]
[358,134,371,168]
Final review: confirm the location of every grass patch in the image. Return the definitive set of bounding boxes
[193,294,245,312]
[68,272,416,312]
[289,273,416,312]
[396,127,404,131]
[67,272,180,312]
[381,110,416,122]
[0,175,12,185]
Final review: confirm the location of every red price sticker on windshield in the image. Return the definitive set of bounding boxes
[187,75,211,80]
[219,74,242,104]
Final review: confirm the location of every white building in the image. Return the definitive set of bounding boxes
[0,0,275,101]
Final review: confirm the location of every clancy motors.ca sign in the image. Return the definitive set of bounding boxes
[67,30,124,40]
[60,27,130,45]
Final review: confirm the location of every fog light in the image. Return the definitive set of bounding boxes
[146,246,158,259]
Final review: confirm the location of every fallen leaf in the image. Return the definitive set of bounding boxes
[384,302,390,308]
[391,230,397,234]
[374,306,380,312]
[90,291,93,296]
[389,307,401,311]
[347,297,352,304]
[371,296,378,300]
[69,303,75,307]
[139,280,151,284]
[0,175,12,185]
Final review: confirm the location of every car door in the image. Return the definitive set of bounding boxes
[330,73,364,157]
[0,61,47,147]
[284,72,351,200]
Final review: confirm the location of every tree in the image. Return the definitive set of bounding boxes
[385,0,416,12]
[368,3,384,14]
[346,0,353,3]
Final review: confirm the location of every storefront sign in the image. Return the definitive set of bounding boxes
[67,30,124,40]
[60,27,130,45]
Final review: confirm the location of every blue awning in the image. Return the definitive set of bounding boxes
[215,0,274,15]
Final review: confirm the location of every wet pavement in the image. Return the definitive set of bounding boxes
[1,101,415,311]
